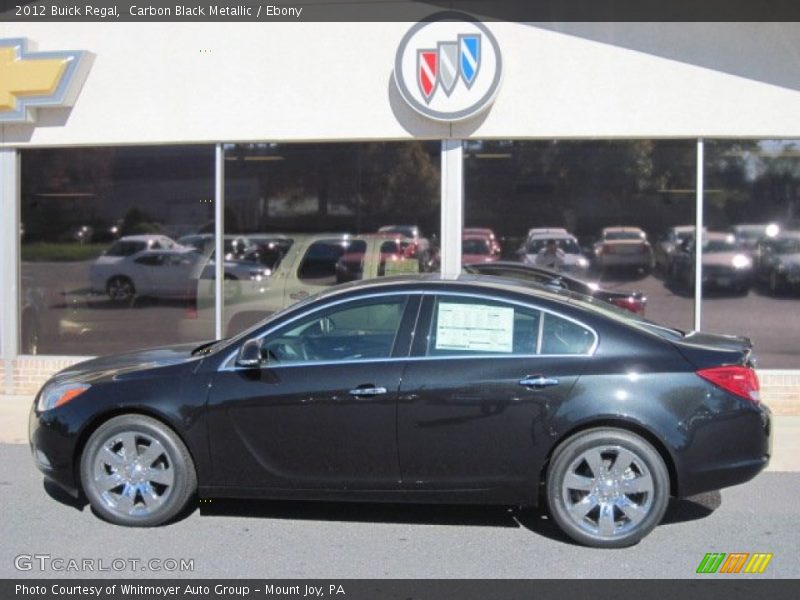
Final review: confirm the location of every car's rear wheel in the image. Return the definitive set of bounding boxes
[546,428,670,548]
[106,276,135,303]
[80,415,197,527]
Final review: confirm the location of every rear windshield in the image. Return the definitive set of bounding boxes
[463,239,491,254]
[605,231,644,241]
[526,238,581,254]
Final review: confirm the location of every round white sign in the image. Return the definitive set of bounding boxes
[394,14,503,122]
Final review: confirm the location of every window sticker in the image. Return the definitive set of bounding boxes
[435,302,514,353]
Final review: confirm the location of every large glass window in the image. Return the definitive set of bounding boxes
[217,142,441,336]
[20,146,215,355]
[702,140,800,368]
[462,140,697,331]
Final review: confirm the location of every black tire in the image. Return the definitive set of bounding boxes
[546,428,670,548]
[80,414,197,527]
[106,276,135,304]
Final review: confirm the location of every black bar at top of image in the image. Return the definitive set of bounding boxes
[2,580,800,600]
[3,0,800,22]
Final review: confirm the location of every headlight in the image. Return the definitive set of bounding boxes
[37,382,91,412]
[732,254,752,269]
[577,257,589,268]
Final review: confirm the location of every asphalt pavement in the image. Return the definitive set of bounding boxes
[0,444,798,579]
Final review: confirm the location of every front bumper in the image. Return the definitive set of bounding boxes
[29,400,81,497]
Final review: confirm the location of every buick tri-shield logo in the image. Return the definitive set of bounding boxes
[394,14,502,122]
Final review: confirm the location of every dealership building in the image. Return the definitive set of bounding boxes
[1,12,799,410]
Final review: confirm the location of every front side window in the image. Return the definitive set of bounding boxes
[261,296,408,365]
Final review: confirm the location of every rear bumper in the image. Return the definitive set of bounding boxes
[677,403,771,497]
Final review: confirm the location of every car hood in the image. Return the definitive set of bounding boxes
[48,342,204,385]
[703,252,747,267]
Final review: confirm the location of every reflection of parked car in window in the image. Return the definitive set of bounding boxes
[462,235,500,265]
[518,231,589,274]
[731,223,780,252]
[754,231,800,294]
[335,233,415,283]
[464,261,647,315]
[654,225,695,273]
[593,227,654,272]
[670,232,753,293]
[89,235,184,303]
[177,234,255,259]
[464,227,501,255]
[90,235,270,304]
[377,225,431,265]
[189,233,422,337]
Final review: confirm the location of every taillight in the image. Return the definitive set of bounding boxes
[697,365,760,403]
[610,297,645,315]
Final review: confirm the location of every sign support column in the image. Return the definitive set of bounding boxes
[0,148,20,393]
[440,139,463,279]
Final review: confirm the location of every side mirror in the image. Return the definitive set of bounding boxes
[236,338,263,368]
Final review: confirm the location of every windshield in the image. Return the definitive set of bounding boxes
[704,239,737,253]
[605,231,644,241]
[526,238,581,254]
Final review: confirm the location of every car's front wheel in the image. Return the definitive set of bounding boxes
[80,414,197,527]
[106,276,135,303]
[546,428,670,548]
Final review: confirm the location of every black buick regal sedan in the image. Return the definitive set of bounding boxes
[29,275,771,547]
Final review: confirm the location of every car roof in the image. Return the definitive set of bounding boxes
[527,227,568,235]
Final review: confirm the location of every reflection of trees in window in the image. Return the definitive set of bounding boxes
[705,140,800,228]
[224,142,440,235]
[464,140,698,241]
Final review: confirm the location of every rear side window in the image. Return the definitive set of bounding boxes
[426,295,595,357]
[299,239,366,285]
[541,313,595,355]
[427,296,541,357]
[106,241,146,256]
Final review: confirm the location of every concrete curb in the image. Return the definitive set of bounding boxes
[4,393,798,472]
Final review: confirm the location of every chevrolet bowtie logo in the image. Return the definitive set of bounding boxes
[0,38,91,123]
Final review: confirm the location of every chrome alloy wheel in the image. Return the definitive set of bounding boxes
[91,431,175,518]
[107,277,134,302]
[561,445,654,538]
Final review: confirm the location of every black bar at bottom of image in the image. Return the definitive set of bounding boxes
[3,580,800,600]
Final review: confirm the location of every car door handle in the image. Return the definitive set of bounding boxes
[349,386,388,397]
[519,375,560,389]
[289,291,309,300]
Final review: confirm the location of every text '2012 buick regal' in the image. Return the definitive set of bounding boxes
[29,274,771,547]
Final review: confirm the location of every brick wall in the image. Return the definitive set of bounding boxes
[2,357,85,396]
[2,358,799,415]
